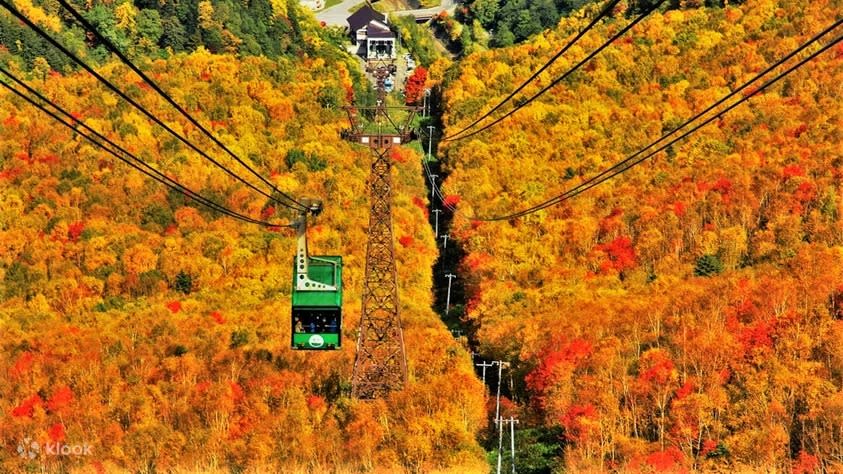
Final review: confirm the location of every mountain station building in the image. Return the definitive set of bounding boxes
[347,6,396,60]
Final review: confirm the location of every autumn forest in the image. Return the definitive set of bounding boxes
[1,0,842,472]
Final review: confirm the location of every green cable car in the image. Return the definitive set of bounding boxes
[291,200,342,350]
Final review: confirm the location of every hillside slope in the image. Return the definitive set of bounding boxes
[0,19,486,474]
[440,0,843,471]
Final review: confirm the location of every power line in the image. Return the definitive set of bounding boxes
[444,0,621,141]
[0,75,279,227]
[0,0,305,212]
[422,153,456,212]
[422,156,455,211]
[54,0,306,211]
[445,0,666,142]
[473,26,843,221]
[0,68,287,228]
[420,127,457,212]
[476,23,842,220]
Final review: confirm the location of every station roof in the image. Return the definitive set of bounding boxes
[366,20,394,39]
[347,5,386,32]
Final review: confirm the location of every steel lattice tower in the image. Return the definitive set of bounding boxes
[344,63,417,399]
[351,143,407,399]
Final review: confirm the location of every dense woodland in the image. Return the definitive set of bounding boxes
[0,1,487,472]
[2,0,843,471]
[453,0,748,49]
[439,0,843,471]
[0,0,331,65]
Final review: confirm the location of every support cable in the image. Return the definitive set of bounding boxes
[473,26,843,221]
[444,0,622,140]
[445,0,666,142]
[55,0,306,211]
[0,69,287,228]
[0,0,305,212]
[422,156,456,212]
[419,127,457,211]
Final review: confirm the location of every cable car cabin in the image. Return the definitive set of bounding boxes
[289,198,342,350]
[291,255,342,350]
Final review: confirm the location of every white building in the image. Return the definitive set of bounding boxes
[347,6,396,60]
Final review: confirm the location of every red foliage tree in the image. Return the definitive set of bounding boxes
[405,66,428,105]
[48,423,66,442]
[700,439,718,457]
[464,252,492,271]
[390,147,410,163]
[306,394,326,411]
[793,450,820,474]
[595,236,636,274]
[639,350,675,386]
[794,182,815,203]
[443,194,461,208]
[645,446,685,472]
[399,235,414,247]
[47,386,74,413]
[67,221,85,242]
[230,382,245,403]
[261,206,276,219]
[782,164,805,179]
[561,404,598,442]
[9,351,35,378]
[526,339,592,396]
[12,394,42,418]
[738,319,775,355]
[210,311,226,324]
[674,380,695,400]
[711,177,732,195]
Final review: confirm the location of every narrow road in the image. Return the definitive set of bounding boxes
[387,0,455,20]
[315,0,364,26]
[316,0,457,27]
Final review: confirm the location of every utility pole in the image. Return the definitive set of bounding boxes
[429,173,438,199]
[342,64,419,399]
[510,369,515,403]
[444,273,456,315]
[495,361,509,424]
[427,125,435,159]
[432,209,441,238]
[497,415,504,474]
[440,233,449,249]
[475,360,496,385]
[512,416,519,474]
[493,358,510,474]
[496,416,519,474]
